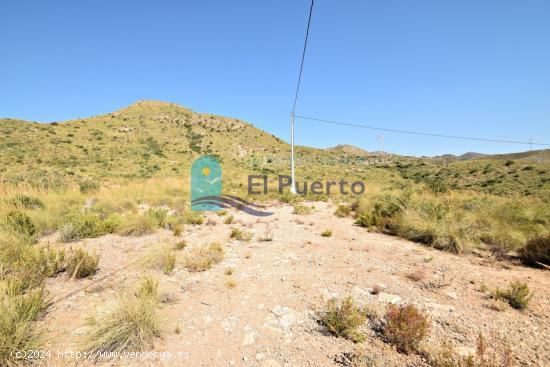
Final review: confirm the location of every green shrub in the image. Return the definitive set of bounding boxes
[319,296,367,343]
[223,214,234,224]
[519,235,550,267]
[292,204,312,215]
[383,304,430,354]
[6,210,36,238]
[66,247,99,279]
[59,212,119,242]
[321,230,332,237]
[492,280,533,310]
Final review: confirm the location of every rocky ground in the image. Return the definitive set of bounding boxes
[39,202,549,366]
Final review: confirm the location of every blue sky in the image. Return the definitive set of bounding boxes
[1,0,549,156]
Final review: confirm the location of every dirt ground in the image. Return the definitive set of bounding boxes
[38,202,549,367]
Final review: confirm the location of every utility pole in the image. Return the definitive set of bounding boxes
[290,112,296,194]
[377,135,384,155]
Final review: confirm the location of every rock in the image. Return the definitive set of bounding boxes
[220,316,237,332]
[425,302,455,314]
[378,293,402,304]
[243,331,257,345]
[264,306,300,331]
[456,346,476,358]
[445,291,458,300]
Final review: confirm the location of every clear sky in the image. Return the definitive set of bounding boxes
[1,0,549,156]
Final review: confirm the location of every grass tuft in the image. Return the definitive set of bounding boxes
[184,242,224,272]
[229,228,254,242]
[81,278,161,356]
[66,247,99,279]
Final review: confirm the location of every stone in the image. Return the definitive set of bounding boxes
[243,331,256,346]
[445,291,458,300]
[378,293,402,304]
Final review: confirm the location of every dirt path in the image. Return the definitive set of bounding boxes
[40,202,549,367]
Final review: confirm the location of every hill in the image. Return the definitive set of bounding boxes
[1,100,549,199]
[325,144,370,156]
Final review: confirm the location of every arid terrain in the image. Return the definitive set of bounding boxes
[38,201,549,367]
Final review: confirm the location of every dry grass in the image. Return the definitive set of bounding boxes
[66,247,99,279]
[519,234,550,267]
[427,333,512,367]
[405,270,425,282]
[174,240,187,250]
[225,278,237,288]
[81,278,161,356]
[229,228,253,242]
[334,204,352,218]
[143,246,176,275]
[0,285,49,366]
[184,242,224,272]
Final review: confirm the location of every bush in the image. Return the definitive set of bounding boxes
[292,204,312,215]
[66,247,99,279]
[59,212,119,242]
[321,230,332,237]
[184,212,204,225]
[383,304,430,354]
[319,296,367,343]
[492,280,533,310]
[82,281,160,356]
[229,228,253,242]
[519,235,550,267]
[6,210,36,238]
[184,242,224,272]
[334,204,351,218]
[223,214,234,224]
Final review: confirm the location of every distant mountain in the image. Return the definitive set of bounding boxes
[325,144,370,156]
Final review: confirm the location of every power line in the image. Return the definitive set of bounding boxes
[295,115,550,147]
[291,0,314,114]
